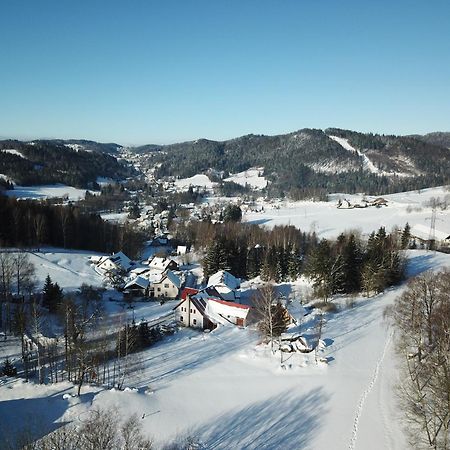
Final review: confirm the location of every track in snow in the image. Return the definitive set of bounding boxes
[348,330,393,450]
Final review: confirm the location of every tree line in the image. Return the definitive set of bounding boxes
[0,196,144,257]
[173,220,405,298]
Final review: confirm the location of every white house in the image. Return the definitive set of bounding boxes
[94,251,134,274]
[151,270,182,299]
[207,270,241,301]
[176,245,187,255]
[174,287,250,330]
[410,224,450,248]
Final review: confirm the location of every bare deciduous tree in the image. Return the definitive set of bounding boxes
[387,269,450,449]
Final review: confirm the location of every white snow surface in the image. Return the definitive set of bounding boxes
[2,252,450,448]
[224,168,268,189]
[174,174,216,189]
[245,186,450,239]
[1,149,27,159]
[5,184,97,201]
[4,248,106,291]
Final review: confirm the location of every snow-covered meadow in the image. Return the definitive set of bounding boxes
[245,186,450,239]
[5,184,97,201]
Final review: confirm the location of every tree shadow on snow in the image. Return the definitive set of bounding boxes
[189,387,329,450]
[0,392,70,446]
[406,253,435,278]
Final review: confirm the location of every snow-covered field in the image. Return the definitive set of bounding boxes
[5,248,106,291]
[224,168,268,189]
[2,250,449,448]
[245,186,450,239]
[5,184,97,201]
[174,174,217,189]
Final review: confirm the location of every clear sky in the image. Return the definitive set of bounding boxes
[1,0,449,145]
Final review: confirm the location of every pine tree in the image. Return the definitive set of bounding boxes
[203,237,230,278]
[42,274,54,310]
[1,358,17,376]
[401,223,411,249]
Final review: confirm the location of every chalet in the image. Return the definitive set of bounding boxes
[410,224,450,248]
[207,270,241,301]
[123,276,150,297]
[146,256,179,273]
[94,251,134,274]
[174,287,250,330]
[337,199,352,209]
[151,270,182,299]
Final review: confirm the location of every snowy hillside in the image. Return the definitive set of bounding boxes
[1,251,449,448]
[224,168,268,189]
[6,248,106,291]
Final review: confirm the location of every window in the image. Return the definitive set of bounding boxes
[190,309,192,313]
[180,316,184,322]
[193,319,197,325]
[164,283,169,288]
[157,287,161,292]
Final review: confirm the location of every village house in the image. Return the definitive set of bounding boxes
[92,251,134,275]
[207,270,241,301]
[410,224,450,249]
[146,256,179,273]
[123,276,150,298]
[174,287,250,330]
[151,270,182,299]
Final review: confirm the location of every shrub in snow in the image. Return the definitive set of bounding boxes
[1,358,17,377]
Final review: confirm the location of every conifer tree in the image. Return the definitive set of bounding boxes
[401,223,411,249]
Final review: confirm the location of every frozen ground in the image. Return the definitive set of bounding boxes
[5,184,97,201]
[2,250,449,448]
[245,186,450,239]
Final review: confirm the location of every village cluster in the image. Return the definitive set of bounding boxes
[89,249,251,331]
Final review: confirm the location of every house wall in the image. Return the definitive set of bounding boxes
[175,299,204,329]
[153,280,179,299]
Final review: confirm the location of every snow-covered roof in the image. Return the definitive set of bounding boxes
[147,256,177,272]
[99,251,133,271]
[410,224,449,241]
[157,270,182,288]
[207,270,240,291]
[124,276,149,290]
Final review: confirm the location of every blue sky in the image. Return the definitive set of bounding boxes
[1,0,449,145]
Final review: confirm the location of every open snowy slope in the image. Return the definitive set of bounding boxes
[6,248,106,291]
[5,184,96,201]
[2,251,448,448]
[245,186,450,239]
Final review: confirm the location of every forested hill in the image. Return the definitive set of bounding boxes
[0,140,134,188]
[39,139,123,155]
[409,132,450,149]
[135,128,450,197]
